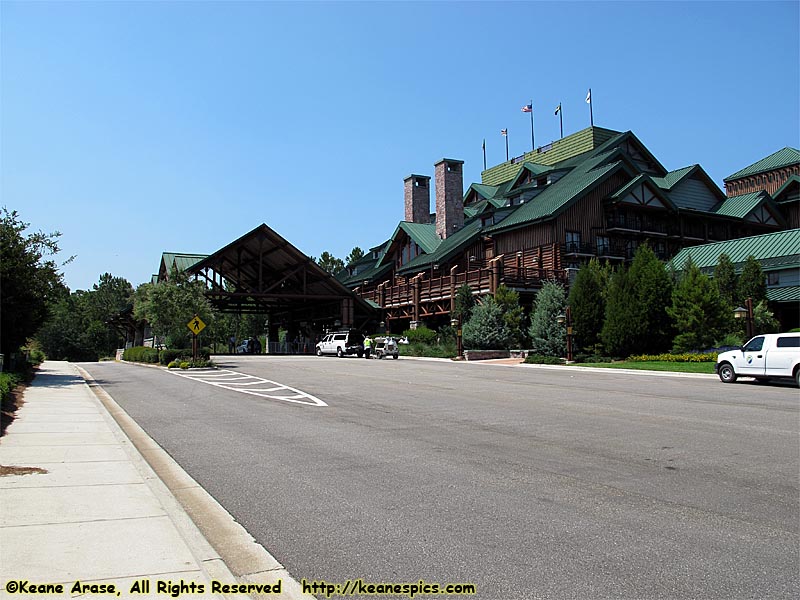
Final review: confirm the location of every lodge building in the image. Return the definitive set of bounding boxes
[339,127,799,330]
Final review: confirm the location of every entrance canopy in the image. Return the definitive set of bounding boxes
[186,224,377,329]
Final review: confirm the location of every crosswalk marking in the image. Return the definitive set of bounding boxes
[168,368,327,407]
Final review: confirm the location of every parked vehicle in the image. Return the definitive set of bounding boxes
[316,330,364,358]
[373,337,399,360]
[715,333,800,386]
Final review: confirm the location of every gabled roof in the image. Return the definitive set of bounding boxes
[653,165,695,190]
[724,147,800,182]
[661,165,727,211]
[712,191,770,218]
[610,172,677,210]
[773,175,800,203]
[483,137,638,233]
[669,229,800,272]
[397,218,483,274]
[158,252,208,280]
[465,183,502,204]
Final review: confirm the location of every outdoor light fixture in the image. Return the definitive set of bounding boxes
[556,307,573,361]
[556,313,566,325]
[451,317,463,359]
[733,306,747,319]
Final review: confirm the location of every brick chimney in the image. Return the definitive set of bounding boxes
[404,174,431,224]
[435,158,464,239]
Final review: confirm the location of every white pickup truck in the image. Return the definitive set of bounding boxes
[715,332,800,386]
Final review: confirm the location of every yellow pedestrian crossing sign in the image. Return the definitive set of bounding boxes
[187,316,206,334]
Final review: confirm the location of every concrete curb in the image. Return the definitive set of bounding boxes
[76,366,314,600]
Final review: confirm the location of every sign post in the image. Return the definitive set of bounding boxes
[187,315,207,361]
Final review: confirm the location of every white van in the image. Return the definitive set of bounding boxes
[715,332,800,386]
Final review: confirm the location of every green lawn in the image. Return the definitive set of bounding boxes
[574,361,716,374]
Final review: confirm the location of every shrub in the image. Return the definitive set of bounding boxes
[179,361,190,370]
[528,282,567,357]
[167,361,180,369]
[463,297,511,350]
[573,353,613,363]
[715,332,744,348]
[0,372,23,403]
[122,346,159,363]
[524,354,564,365]
[28,349,46,365]
[402,326,437,345]
[401,342,457,358]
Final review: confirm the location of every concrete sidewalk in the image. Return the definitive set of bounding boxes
[0,361,306,599]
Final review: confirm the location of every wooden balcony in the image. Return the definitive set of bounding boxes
[355,262,567,322]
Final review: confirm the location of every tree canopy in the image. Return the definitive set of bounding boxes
[1,208,69,357]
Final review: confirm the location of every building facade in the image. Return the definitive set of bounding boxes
[340,128,797,331]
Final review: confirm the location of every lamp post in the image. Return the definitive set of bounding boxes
[733,297,754,340]
[556,306,573,362]
[451,316,463,359]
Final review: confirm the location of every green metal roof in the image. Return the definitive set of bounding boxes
[724,147,800,182]
[773,175,800,203]
[670,229,800,272]
[485,149,626,232]
[767,285,800,302]
[712,191,768,218]
[398,222,441,254]
[480,126,621,186]
[161,252,208,273]
[653,165,695,190]
[398,218,483,274]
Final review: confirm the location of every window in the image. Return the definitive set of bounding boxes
[566,231,581,253]
[767,272,780,286]
[777,337,800,348]
[743,337,764,351]
[596,235,610,255]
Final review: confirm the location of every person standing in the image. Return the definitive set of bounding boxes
[363,336,372,359]
[228,335,236,354]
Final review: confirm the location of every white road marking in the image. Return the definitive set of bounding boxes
[168,368,327,407]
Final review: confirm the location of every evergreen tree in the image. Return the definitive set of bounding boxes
[462,296,510,350]
[494,284,525,348]
[737,255,767,305]
[316,251,345,275]
[713,253,738,308]
[568,258,605,351]
[452,284,475,323]
[601,265,636,357]
[668,258,728,352]
[527,281,567,357]
[753,300,780,335]
[346,247,364,265]
[627,245,673,354]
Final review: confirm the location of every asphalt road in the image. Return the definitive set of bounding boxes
[80,357,800,600]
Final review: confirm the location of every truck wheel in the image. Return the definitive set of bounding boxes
[392,354,398,359]
[316,347,322,356]
[795,368,800,388]
[718,362,737,383]
[337,347,343,358]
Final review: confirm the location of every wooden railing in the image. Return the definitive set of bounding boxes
[356,264,567,310]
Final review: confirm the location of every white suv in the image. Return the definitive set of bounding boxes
[316,330,364,358]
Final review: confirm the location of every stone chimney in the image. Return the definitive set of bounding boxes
[435,158,464,239]
[404,174,431,224]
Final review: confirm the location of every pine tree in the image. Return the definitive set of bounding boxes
[627,245,673,354]
[601,265,636,357]
[713,253,738,308]
[494,284,525,348]
[462,296,510,350]
[527,281,567,357]
[453,284,475,323]
[668,258,728,352]
[568,258,606,352]
[737,255,767,305]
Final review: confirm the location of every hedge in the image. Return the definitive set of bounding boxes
[122,347,159,364]
[628,352,716,363]
[123,347,211,366]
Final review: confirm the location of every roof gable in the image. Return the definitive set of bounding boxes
[668,168,726,211]
[774,175,800,203]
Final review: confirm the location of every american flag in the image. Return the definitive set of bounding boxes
[521,104,532,113]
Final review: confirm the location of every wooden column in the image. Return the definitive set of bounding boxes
[450,266,458,314]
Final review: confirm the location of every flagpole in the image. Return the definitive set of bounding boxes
[559,104,563,139]
[530,99,535,151]
[588,88,593,127]
[482,139,486,170]
[505,131,509,161]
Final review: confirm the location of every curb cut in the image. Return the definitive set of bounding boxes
[76,366,314,600]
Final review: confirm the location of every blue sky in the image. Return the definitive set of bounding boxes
[2,1,798,292]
